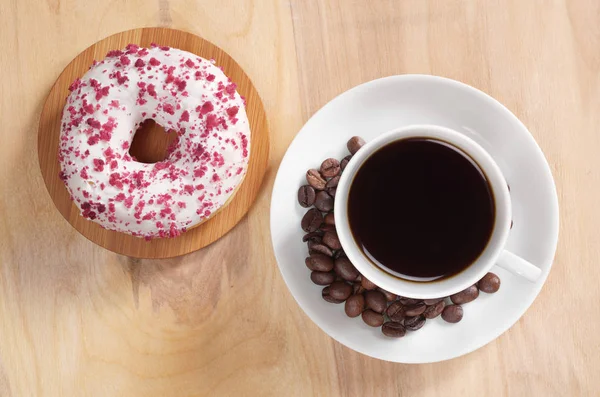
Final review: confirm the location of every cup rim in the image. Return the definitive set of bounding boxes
[334,124,512,299]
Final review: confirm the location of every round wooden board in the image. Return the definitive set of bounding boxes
[37,28,269,258]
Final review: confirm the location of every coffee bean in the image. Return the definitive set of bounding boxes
[423,297,445,305]
[302,231,323,243]
[322,286,344,304]
[333,249,346,259]
[326,187,337,198]
[386,301,405,322]
[305,254,334,272]
[324,212,335,226]
[478,272,501,293]
[308,242,333,257]
[352,282,364,295]
[399,297,422,306]
[301,208,323,232]
[345,294,365,317]
[320,224,336,232]
[404,303,427,316]
[326,175,340,189]
[314,191,334,212]
[334,257,360,281]
[310,271,336,286]
[320,158,341,178]
[450,285,479,305]
[340,155,352,172]
[404,315,426,331]
[365,290,387,313]
[361,309,384,327]
[329,281,353,301]
[322,231,342,250]
[441,304,463,323]
[361,277,378,290]
[347,136,366,155]
[306,169,326,190]
[297,185,316,207]
[382,322,406,338]
[423,300,446,319]
[378,288,397,302]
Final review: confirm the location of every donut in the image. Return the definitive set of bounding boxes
[58,44,250,238]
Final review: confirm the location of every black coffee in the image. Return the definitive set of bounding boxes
[348,138,495,282]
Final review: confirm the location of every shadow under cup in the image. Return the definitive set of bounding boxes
[347,137,497,283]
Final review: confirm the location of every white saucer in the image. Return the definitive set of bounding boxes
[270,75,559,363]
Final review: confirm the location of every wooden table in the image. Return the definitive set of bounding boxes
[1,1,598,395]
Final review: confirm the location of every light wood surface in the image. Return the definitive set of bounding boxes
[1,0,599,395]
[38,28,269,258]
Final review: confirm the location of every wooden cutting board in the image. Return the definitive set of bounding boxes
[37,28,269,258]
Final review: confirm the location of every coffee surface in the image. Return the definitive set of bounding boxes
[348,138,495,281]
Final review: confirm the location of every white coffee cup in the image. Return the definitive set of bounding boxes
[335,125,541,299]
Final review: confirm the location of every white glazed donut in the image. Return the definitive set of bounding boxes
[58,44,250,238]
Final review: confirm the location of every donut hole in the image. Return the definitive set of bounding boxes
[129,119,178,164]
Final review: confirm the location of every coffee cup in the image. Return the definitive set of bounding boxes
[334,125,541,299]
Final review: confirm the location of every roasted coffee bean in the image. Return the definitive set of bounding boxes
[386,301,405,322]
[322,231,342,250]
[305,254,334,272]
[320,224,336,233]
[329,281,353,301]
[399,297,422,306]
[404,315,426,331]
[347,136,366,155]
[324,213,336,226]
[361,277,378,290]
[326,187,337,198]
[314,191,334,212]
[340,155,352,171]
[334,257,360,281]
[308,242,333,257]
[478,272,501,293]
[352,283,364,295]
[450,285,479,305]
[442,304,463,323]
[379,288,397,302]
[306,169,326,190]
[423,300,446,319]
[326,175,340,189]
[311,271,336,286]
[333,249,347,259]
[320,158,341,178]
[362,309,384,327]
[302,231,323,243]
[404,303,427,316]
[423,297,445,305]
[344,294,365,317]
[301,208,323,232]
[297,185,316,207]
[382,322,406,338]
[365,290,387,313]
[322,286,344,304]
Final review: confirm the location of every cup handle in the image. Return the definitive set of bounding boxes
[495,250,542,282]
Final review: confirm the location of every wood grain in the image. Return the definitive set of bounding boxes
[37,27,270,258]
[1,0,599,396]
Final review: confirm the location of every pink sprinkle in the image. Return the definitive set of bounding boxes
[119,55,131,66]
[180,110,190,122]
[206,74,215,82]
[185,59,195,68]
[149,57,161,66]
[134,58,145,67]
[93,158,105,172]
[226,106,239,118]
[163,103,175,115]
